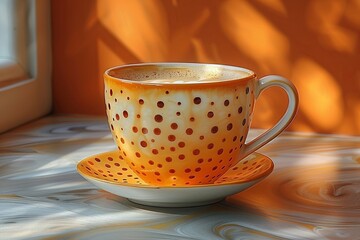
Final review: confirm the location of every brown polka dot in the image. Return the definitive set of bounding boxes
[207,111,214,118]
[165,90,169,94]
[149,160,154,165]
[186,128,193,135]
[139,99,144,105]
[114,163,120,167]
[170,147,176,151]
[132,126,138,133]
[115,98,118,102]
[137,114,141,118]
[185,168,191,173]
[238,107,243,114]
[212,166,218,170]
[157,164,163,168]
[120,138,125,144]
[154,128,161,135]
[168,135,176,141]
[227,123,233,131]
[110,89,113,96]
[224,100,229,106]
[169,169,175,173]
[179,154,185,160]
[193,97,201,104]
[88,161,94,165]
[190,117,195,122]
[142,128,148,134]
[140,141,147,147]
[242,119,246,126]
[105,164,111,168]
[155,172,160,176]
[178,142,185,148]
[233,136,238,142]
[154,114,163,122]
[123,111,128,118]
[116,114,120,120]
[217,148,224,155]
[122,168,127,171]
[110,124,114,131]
[199,135,204,140]
[152,149,159,155]
[207,143,214,149]
[193,149,200,155]
[176,112,181,116]
[135,152,141,158]
[171,123,178,129]
[197,158,204,163]
[246,87,250,94]
[141,165,145,169]
[210,101,214,105]
[211,126,218,134]
[189,176,195,179]
[127,97,130,100]
[166,157,172,162]
[195,167,201,172]
[157,101,164,108]
[177,102,181,105]
[240,136,244,142]
[108,103,111,110]
[208,158,213,162]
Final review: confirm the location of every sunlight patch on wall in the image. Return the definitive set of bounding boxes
[169,8,210,60]
[220,0,290,73]
[97,0,169,62]
[256,0,287,16]
[291,58,344,131]
[306,0,357,53]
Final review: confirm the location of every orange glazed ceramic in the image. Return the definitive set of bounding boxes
[104,63,298,186]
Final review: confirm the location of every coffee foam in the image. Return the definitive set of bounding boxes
[109,65,251,84]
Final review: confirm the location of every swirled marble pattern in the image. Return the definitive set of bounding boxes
[0,116,359,240]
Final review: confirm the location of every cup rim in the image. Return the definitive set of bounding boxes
[104,62,256,86]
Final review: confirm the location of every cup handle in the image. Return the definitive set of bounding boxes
[242,75,299,157]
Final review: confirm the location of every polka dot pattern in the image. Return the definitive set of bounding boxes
[78,151,273,186]
[104,79,255,186]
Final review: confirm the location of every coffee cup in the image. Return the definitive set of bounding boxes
[104,63,298,186]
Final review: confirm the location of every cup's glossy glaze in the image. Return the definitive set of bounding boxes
[104,63,298,186]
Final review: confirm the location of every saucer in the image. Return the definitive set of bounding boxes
[77,151,273,207]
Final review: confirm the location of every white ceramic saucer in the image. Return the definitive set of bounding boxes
[77,151,273,207]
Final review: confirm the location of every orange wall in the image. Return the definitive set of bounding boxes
[51,0,360,135]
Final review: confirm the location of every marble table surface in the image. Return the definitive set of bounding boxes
[1,115,359,240]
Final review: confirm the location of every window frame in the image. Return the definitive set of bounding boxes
[0,0,52,133]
